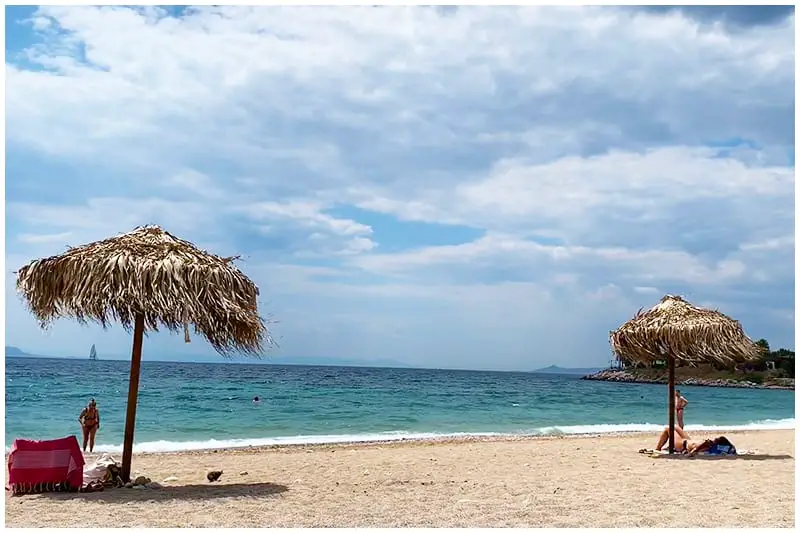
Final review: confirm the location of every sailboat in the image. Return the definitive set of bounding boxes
[89,344,98,361]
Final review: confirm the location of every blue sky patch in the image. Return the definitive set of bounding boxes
[325,205,485,252]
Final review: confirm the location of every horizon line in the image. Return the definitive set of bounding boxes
[4,354,604,374]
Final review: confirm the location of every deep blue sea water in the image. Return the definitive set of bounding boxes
[4,357,795,453]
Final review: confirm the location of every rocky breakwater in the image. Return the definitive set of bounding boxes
[581,369,794,390]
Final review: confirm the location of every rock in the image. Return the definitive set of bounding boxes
[207,470,223,482]
[146,481,163,489]
[585,368,793,390]
[239,471,248,476]
[132,484,146,490]
[133,475,151,486]
[124,482,133,488]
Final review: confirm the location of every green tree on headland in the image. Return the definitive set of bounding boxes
[617,338,794,382]
[753,338,794,378]
[755,338,770,355]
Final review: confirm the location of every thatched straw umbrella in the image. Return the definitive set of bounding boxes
[15,225,272,481]
[609,294,760,453]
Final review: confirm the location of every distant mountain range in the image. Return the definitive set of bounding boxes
[531,364,605,375]
[7,346,602,373]
[4,346,410,368]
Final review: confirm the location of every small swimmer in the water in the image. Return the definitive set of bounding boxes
[253,396,260,403]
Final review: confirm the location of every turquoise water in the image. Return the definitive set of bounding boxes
[5,357,795,453]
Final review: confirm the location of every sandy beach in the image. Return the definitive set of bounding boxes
[5,429,794,528]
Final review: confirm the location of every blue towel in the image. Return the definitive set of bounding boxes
[707,443,737,456]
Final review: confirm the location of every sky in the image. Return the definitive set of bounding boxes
[3,5,796,371]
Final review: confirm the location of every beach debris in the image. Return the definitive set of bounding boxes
[133,476,151,486]
[81,481,105,493]
[162,476,179,483]
[239,471,248,476]
[207,470,223,482]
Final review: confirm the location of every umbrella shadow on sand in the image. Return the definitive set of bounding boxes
[35,482,289,502]
[652,453,794,461]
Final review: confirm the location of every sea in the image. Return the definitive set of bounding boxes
[4,357,795,453]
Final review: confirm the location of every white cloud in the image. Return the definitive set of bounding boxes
[4,6,795,369]
[7,6,793,160]
[349,147,793,245]
[237,200,376,256]
[347,232,761,287]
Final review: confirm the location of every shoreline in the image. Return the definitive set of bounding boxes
[81,426,791,458]
[8,420,794,457]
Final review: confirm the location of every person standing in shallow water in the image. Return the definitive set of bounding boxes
[675,389,688,429]
[78,398,100,453]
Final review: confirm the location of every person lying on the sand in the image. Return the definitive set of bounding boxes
[655,425,695,453]
[686,436,737,457]
[653,427,738,456]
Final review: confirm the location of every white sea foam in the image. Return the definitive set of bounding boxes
[88,432,505,454]
[70,418,794,454]
[533,418,796,436]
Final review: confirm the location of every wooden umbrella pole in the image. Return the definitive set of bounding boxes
[667,353,676,454]
[121,314,145,482]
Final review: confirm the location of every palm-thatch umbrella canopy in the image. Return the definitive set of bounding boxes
[16,225,272,481]
[609,294,760,453]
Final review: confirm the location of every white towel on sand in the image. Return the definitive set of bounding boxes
[82,453,119,486]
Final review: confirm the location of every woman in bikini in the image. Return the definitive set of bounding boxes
[78,398,100,453]
[652,426,737,456]
[655,425,694,453]
[675,389,688,429]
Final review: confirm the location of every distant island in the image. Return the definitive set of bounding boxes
[6,346,30,356]
[532,365,604,375]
